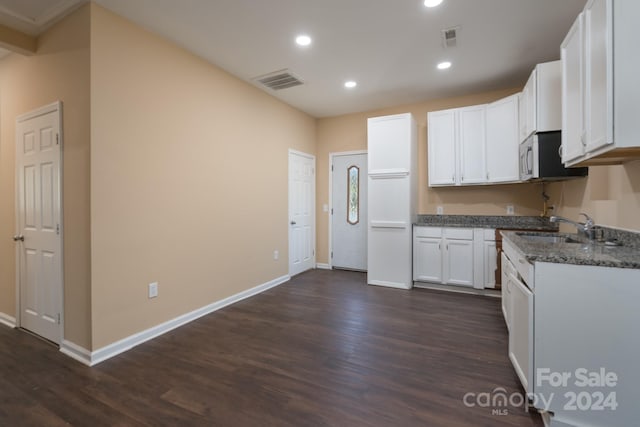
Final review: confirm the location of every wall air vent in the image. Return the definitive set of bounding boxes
[254,69,304,90]
[441,26,460,48]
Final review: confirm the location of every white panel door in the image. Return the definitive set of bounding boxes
[486,95,519,183]
[15,104,63,344]
[427,110,457,186]
[458,105,486,184]
[289,151,315,276]
[331,153,367,271]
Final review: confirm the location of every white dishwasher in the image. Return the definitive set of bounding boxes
[503,238,534,394]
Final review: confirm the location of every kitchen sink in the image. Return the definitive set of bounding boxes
[515,232,583,245]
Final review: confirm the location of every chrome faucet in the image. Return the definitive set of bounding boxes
[549,213,597,240]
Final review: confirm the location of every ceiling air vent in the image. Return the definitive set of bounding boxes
[441,26,460,48]
[254,69,304,90]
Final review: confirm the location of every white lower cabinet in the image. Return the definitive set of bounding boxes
[413,236,442,283]
[502,234,640,427]
[444,238,473,286]
[414,226,489,288]
[414,226,498,289]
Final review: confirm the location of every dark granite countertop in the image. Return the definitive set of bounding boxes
[502,230,640,269]
[415,215,558,231]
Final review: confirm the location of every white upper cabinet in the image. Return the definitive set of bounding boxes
[427,109,457,185]
[561,13,585,163]
[428,105,486,186]
[584,0,611,154]
[428,94,520,187]
[519,61,562,143]
[486,94,520,183]
[458,105,486,185]
[562,0,640,166]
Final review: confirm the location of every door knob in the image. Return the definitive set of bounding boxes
[290,221,297,225]
[13,235,24,242]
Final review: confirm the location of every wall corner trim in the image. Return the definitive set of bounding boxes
[316,263,331,270]
[76,274,290,366]
[0,312,17,329]
[60,340,92,366]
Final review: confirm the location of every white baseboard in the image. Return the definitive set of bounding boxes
[315,263,331,270]
[0,312,16,328]
[81,274,290,366]
[60,340,92,366]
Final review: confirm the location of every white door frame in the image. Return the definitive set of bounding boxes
[288,149,316,276]
[328,150,367,269]
[15,101,64,345]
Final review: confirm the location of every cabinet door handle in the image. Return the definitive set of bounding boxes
[439,242,441,250]
[558,144,563,159]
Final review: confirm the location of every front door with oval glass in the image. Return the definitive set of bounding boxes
[331,153,367,271]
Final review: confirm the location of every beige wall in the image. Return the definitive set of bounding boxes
[89,5,316,349]
[0,6,91,347]
[547,161,640,232]
[316,89,548,264]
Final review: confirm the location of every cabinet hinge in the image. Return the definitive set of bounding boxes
[331,208,333,215]
[57,313,61,324]
[56,134,59,145]
[56,224,60,235]
[331,165,334,172]
[331,251,333,258]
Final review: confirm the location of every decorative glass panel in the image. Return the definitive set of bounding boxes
[347,165,359,225]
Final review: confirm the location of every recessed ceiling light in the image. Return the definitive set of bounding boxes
[437,61,452,70]
[295,35,312,46]
[424,0,443,7]
[344,81,357,88]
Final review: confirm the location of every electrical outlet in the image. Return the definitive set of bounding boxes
[437,206,444,215]
[148,282,158,299]
[506,205,515,215]
[273,250,279,260]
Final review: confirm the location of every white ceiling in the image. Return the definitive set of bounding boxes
[0,0,587,118]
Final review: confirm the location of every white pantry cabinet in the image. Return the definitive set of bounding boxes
[562,0,640,166]
[518,61,562,143]
[485,94,520,183]
[367,113,417,289]
[428,105,486,186]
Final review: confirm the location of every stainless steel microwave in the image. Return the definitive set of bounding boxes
[519,131,588,181]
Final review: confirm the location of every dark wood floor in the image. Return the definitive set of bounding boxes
[1,269,542,426]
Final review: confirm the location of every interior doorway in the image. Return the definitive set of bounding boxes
[14,101,64,345]
[330,151,367,271]
[288,149,316,276]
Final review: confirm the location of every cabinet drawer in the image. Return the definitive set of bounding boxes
[443,227,474,240]
[414,226,442,238]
